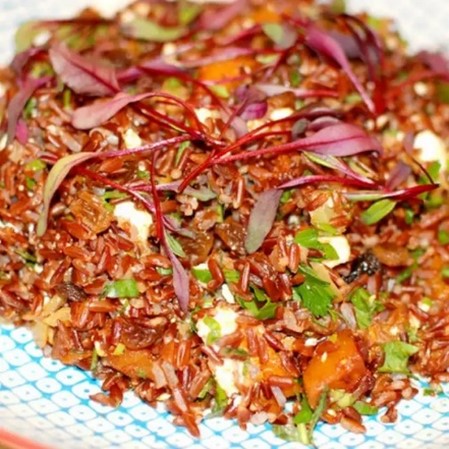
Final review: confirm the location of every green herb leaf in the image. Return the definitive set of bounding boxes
[15,21,42,52]
[25,177,37,190]
[438,229,449,245]
[272,424,309,445]
[237,287,278,320]
[361,199,396,225]
[212,383,228,415]
[294,228,338,261]
[25,159,46,171]
[112,343,126,356]
[90,347,99,372]
[175,141,190,166]
[379,341,419,374]
[192,267,213,284]
[122,18,186,42]
[436,81,449,104]
[307,388,328,442]
[262,23,284,45]
[294,228,321,248]
[156,266,173,276]
[209,85,230,98]
[293,396,313,424]
[203,316,221,345]
[294,266,335,317]
[178,2,202,26]
[404,207,415,225]
[353,401,379,415]
[105,279,139,299]
[350,287,383,329]
[166,232,186,258]
[16,249,37,265]
[224,269,240,284]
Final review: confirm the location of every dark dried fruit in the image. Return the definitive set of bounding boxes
[344,251,381,283]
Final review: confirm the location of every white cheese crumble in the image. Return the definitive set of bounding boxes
[196,306,238,344]
[113,200,153,245]
[414,129,447,171]
[214,358,245,397]
[318,236,351,268]
[309,197,337,230]
[269,107,294,121]
[221,284,235,304]
[123,129,142,149]
[195,108,220,125]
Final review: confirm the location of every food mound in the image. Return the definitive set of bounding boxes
[1,0,448,443]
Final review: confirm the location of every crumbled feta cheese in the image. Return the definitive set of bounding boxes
[196,306,238,344]
[0,134,6,150]
[214,358,245,397]
[113,200,153,245]
[214,307,238,335]
[269,107,294,121]
[318,236,351,268]
[414,129,447,170]
[162,43,178,56]
[94,341,106,357]
[195,108,220,125]
[309,197,337,230]
[389,326,400,336]
[221,284,235,304]
[418,301,431,312]
[414,82,428,96]
[33,30,51,47]
[123,128,142,149]
[304,338,318,347]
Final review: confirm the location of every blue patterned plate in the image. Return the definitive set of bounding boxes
[1,1,449,448]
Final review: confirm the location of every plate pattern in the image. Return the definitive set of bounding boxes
[1,1,449,448]
[1,325,449,449]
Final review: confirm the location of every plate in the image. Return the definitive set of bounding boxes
[1,1,449,448]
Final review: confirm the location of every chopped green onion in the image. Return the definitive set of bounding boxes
[25,159,46,171]
[353,401,379,415]
[25,177,37,190]
[105,279,139,298]
[262,23,284,45]
[112,343,126,356]
[361,199,396,225]
[209,85,230,99]
[438,229,449,245]
[224,269,240,284]
[156,266,173,276]
[203,316,221,345]
[192,267,213,284]
[175,141,190,166]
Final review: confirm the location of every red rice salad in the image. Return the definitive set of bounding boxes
[1,0,449,443]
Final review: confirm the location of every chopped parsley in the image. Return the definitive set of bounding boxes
[294,228,338,261]
[379,341,419,374]
[350,287,383,329]
[236,286,277,320]
[104,279,139,298]
[293,265,336,317]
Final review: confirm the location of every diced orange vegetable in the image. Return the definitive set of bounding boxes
[198,56,258,88]
[303,330,367,408]
[107,349,154,380]
[250,6,281,24]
